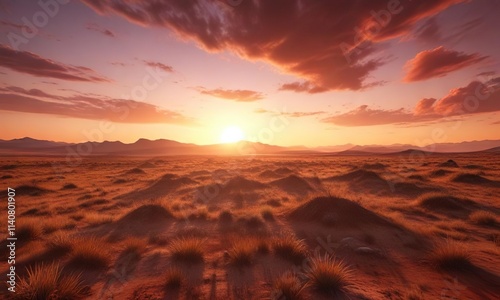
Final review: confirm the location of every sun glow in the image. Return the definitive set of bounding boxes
[219,126,244,144]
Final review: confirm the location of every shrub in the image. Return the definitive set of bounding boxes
[272,234,307,264]
[16,263,85,299]
[169,237,205,263]
[165,268,185,289]
[469,210,497,226]
[68,237,110,269]
[429,240,472,270]
[228,239,255,266]
[270,272,306,300]
[305,255,353,296]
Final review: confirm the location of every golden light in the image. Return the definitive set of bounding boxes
[219,126,244,144]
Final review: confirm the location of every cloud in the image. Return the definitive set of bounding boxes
[86,23,115,37]
[255,108,325,118]
[323,78,500,126]
[278,81,328,94]
[81,0,463,92]
[404,46,488,82]
[0,86,196,125]
[0,20,26,30]
[197,87,264,102]
[0,44,111,82]
[414,17,441,44]
[143,61,174,73]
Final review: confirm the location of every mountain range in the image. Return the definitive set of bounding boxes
[0,137,499,156]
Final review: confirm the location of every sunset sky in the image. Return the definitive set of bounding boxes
[1,0,499,147]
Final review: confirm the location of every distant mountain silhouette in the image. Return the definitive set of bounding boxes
[0,137,498,156]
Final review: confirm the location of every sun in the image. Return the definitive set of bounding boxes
[219,126,244,144]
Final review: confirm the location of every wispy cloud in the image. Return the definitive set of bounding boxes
[196,87,264,102]
[255,108,325,118]
[86,22,115,37]
[404,46,487,82]
[0,86,196,125]
[143,61,174,73]
[0,44,111,82]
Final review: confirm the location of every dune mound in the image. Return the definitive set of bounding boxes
[126,168,145,174]
[362,163,386,170]
[393,182,434,197]
[119,173,197,199]
[270,175,314,194]
[117,204,173,225]
[274,167,294,175]
[438,159,459,168]
[288,196,397,228]
[15,185,49,196]
[430,169,452,177]
[258,170,279,178]
[138,161,156,168]
[334,169,384,182]
[452,173,494,185]
[418,195,475,212]
[408,174,426,181]
[224,176,267,191]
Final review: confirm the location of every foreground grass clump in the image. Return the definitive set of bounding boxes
[169,237,205,263]
[270,272,306,300]
[228,239,256,266]
[272,234,307,264]
[429,240,472,270]
[306,255,353,296]
[469,210,498,226]
[68,237,110,269]
[16,263,86,299]
[165,268,185,289]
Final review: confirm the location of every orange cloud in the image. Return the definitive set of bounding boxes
[0,44,111,82]
[196,87,264,102]
[0,86,196,125]
[323,78,500,126]
[255,108,325,118]
[404,46,487,82]
[81,0,462,91]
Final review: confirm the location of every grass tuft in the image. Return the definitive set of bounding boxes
[228,239,255,267]
[272,234,307,264]
[169,237,205,263]
[469,210,497,226]
[165,268,185,289]
[67,237,110,269]
[16,262,86,299]
[429,240,472,271]
[270,272,306,300]
[305,255,353,296]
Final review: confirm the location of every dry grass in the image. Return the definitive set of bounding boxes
[218,209,234,223]
[17,220,41,241]
[169,237,205,263]
[305,255,353,296]
[270,272,307,300]
[272,234,308,264]
[261,207,275,221]
[228,239,256,266]
[469,210,498,226]
[46,232,73,254]
[429,240,472,270]
[67,237,110,269]
[165,267,185,289]
[15,262,86,299]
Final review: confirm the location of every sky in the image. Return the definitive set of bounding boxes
[0,0,499,147]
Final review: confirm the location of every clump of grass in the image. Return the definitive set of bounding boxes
[272,234,307,264]
[46,232,73,255]
[15,262,86,299]
[256,239,270,254]
[228,239,255,267]
[122,238,147,258]
[261,207,275,221]
[165,268,185,289]
[305,255,353,296]
[85,212,114,226]
[68,237,110,269]
[218,209,233,223]
[62,183,78,190]
[469,210,497,226]
[404,285,424,300]
[429,240,472,270]
[270,272,307,300]
[17,220,41,241]
[169,237,205,263]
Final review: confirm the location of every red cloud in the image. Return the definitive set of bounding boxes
[0,44,111,82]
[81,0,462,91]
[196,87,264,102]
[278,82,328,94]
[0,86,196,125]
[404,46,487,82]
[255,108,325,118]
[323,78,500,126]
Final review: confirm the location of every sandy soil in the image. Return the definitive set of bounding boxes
[0,153,499,299]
